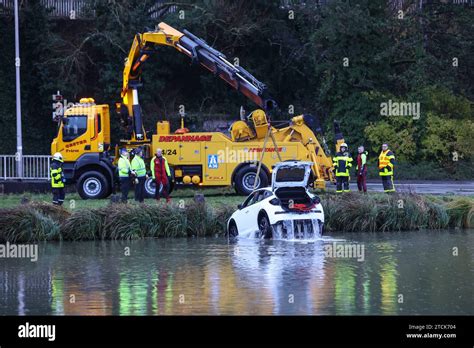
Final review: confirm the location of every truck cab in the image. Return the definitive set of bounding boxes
[51,98,116,199]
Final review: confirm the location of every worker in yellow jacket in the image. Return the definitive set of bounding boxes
[117,148,132,202]
[131,147,147,203]
[378,143,396,192]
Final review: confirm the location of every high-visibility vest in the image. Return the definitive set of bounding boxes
[356,151,368,172]
[150,155,170,178]
[378,149,395,176]
[332,152,353,177]
[131,155,147,177]
[118,155,131,178]
[50,161,65,188]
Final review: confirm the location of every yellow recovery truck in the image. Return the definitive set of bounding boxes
[51,23,345,199]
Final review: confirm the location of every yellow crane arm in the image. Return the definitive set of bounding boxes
[119,22,277,142]
[122,23,185,99]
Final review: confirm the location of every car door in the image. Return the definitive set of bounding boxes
[245,190,266,233]
[234,192,257,234]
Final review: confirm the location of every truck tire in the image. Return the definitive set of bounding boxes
[233,166,268,195]
[77,171,110,199]
[144,176,175,198]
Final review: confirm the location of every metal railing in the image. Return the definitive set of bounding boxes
[0,155,51,180]
[0,0,91,18]
[0,0,177,18]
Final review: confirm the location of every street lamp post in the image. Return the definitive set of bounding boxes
[14,0,23,179]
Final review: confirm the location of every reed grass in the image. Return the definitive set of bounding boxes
[0,193,471,241]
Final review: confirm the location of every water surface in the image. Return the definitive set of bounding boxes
[0,230,472,315]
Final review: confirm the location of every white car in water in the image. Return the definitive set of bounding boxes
[227,161,324,239]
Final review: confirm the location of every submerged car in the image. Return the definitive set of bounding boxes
[227,161,324,239]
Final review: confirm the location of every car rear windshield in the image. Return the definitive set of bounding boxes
[275,167,306,182]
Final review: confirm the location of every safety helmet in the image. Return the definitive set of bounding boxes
[52,152,63,161]
[340,143,348,149]
[120,148,128,155]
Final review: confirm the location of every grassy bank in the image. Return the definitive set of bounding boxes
[0,192,473,242]
[0,187,241,210]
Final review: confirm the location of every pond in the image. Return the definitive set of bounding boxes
[0,230,472,315]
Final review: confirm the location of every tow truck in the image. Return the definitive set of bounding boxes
[51,22,345,199]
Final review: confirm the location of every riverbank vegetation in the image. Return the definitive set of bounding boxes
[0,193,472,242]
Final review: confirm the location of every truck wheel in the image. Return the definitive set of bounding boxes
[144,177,175,198]
[233,166,268,195]
[144,177,156,198]
[77,171,110,199]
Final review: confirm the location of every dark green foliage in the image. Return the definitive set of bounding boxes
[321,192,450,232]
[60,207,106,240]
[0,208,60,242]
[52,201,227,240]
[26,201,71,221]
[445,197,474,229]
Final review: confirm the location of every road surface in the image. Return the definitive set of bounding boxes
[0,179,473,195]
[326,180,474,195]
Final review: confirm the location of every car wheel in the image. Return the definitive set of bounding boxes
[257,212,272,239]
[77,171,110,199]
[234,166,269,196]
[227,220,239,238]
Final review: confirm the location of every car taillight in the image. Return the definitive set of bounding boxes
[269,198,281,205]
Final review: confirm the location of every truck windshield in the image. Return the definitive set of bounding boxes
[62,115,87,142]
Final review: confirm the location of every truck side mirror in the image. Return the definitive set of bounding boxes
[238,204,242,209]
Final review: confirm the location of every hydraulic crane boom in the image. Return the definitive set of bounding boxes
[120,22,277,141]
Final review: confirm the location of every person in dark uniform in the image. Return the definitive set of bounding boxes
[50,152,66,205]
[332,143,353,193]
[131,147,147,203]
[117,148,132,203]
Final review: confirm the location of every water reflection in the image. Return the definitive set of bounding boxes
[377,243,399,314]
[0,231,472,315]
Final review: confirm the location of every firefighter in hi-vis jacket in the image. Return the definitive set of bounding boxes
[50,152,66,205]
[332,143,353,193]
[378,143,396,193]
